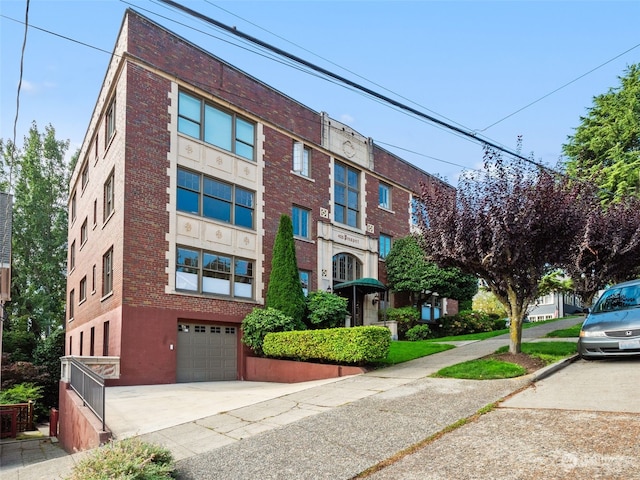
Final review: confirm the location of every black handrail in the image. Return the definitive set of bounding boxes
[69,358,106,431]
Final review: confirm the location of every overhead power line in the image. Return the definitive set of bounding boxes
[158,0,551,172]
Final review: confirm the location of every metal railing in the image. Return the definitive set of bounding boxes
[69,357,106,431]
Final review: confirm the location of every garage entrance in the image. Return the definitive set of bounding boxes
[176,323,238,382]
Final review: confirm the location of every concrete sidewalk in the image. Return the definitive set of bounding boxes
[1,317,583,480]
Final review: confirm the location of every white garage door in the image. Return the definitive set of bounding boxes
[176,323,238,382]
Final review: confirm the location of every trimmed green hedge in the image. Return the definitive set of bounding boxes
[262,326,391,364]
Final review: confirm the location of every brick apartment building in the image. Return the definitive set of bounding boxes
[63,9,453,387]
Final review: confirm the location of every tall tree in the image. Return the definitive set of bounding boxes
[265,214,306,326]
[385,235,477,305]
[5,123,70,344]
[417,149,585,353]
[563,64,640,203]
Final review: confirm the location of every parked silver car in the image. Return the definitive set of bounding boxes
[578,279,640,359]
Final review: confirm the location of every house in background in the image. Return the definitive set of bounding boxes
[527,292,584,321]
[62,8,454,394]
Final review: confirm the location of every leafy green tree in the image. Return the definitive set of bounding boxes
[385,235,478,304]
[305,290,348,329]
[265,214,306,324]
[4,123,70,345]
[417,150,586,353]
[472,289,507,317]
[563,64,640,203]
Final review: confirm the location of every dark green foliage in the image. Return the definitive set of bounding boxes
[305,290,348,329]
[385,236,478,303]
[66,438,175,480]
[1,326,38,362]
[385,306,420,340]
[435,311,501,337]
[33,328,65,410]
[563,64,640,203]
[266,215,306,323]
[405,324,432,341]
[241,307,305,356]
[262,326,391,364]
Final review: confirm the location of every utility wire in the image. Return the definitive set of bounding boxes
[478,41,640,132]
[157,0,556,173]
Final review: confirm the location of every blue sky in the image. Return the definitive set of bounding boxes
[1,0,639,183]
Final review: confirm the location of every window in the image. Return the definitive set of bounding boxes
[411,196,428,226]
[103,321,110,356]
[379,234,392,260]
[332,253,362,283]
[293,142,310,176]
[299,270,310,296]
[92,265,96,293]
[106,99,116,144]
[80,331,84,356]
[80,276,87,303]
[93,200,97,226]
[177,168,255,229]
[90,327,95,356]
[69,336,73,355]
[176,246,253,299]
[80,218,88,245]
[71,191,76,223]
[379,183,391,209]
[94,135,99,162]
[81,161,89,189]
[69,289,75,320]
[292,206,310,239]
[178,91,255,161]
[70,240,76,271]
[334,162,360,228]
[102,247,113,296]
[104,171,115,220]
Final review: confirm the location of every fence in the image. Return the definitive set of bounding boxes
[69,357,105,432]
[0,402,34,438]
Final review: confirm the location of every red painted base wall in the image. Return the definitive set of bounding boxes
[244,357,366,383]
[58,382,111,453]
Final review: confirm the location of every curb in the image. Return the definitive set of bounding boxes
[531,353,580,382]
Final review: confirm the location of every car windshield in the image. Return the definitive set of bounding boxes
[593,285,640,313]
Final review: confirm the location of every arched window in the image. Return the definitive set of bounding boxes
[332,253,362,284]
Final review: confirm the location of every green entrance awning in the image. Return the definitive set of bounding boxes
[333,277,387,294]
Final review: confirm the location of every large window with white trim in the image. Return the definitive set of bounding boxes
[334,162,360,228]
[177,168,254,229]
[178,91,255,161]
[176,246,254,299]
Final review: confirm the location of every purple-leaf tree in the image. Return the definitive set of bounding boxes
[565,195,640,306]
[417,147,584,353]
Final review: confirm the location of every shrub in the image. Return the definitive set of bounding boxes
[241,307,305,356]
[434,310,498,337]
[385,307,420,340]
[305,291,348,329]
[263,326,391,364]
[405,324,432,341]
[66,438,174,480]
[0,382,44,422]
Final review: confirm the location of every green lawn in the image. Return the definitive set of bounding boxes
[378,341,455,365]
[433,359,526,380]
[546,323,582,338]
[434,341,577,380]
[377,317,580,368]
[495,341,577,364]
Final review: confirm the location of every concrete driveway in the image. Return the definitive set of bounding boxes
[366,358,640,479]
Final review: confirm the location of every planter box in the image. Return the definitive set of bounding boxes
[245,356,366,383]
